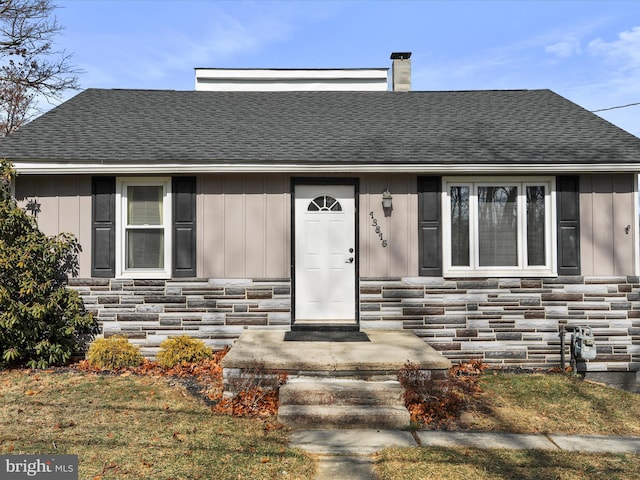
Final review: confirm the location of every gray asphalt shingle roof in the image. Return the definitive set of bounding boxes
[1,88,639,166]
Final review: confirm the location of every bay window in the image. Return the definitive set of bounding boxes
[443,177,555,276]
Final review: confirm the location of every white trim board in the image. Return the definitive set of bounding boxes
[13,162,640,175]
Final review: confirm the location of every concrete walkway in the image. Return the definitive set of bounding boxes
[290,429,640,480]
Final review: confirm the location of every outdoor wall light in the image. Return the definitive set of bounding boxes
[382,188,393,215]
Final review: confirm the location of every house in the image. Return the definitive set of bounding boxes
[2,52,640,389]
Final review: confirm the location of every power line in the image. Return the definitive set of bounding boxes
[591,102,640,113]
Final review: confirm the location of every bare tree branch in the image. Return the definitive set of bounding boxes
[0,0,80,135]
[0,80,33,135]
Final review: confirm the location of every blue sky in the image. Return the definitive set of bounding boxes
[52,0,640,136]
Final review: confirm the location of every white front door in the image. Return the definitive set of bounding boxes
[294,184,356,321]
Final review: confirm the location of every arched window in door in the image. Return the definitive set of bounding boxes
[307,195,342,212]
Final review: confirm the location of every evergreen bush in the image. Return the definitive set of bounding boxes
[0,160,97,368]
[156,336,213,368]
[86,336,144,369]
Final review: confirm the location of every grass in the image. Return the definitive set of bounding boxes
[375,447,640,480]
[374,371,640,480]
[3,368,640,479]
[468,372,640,436]
[0,369,314,479]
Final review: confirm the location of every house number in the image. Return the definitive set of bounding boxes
[369,211,388,247]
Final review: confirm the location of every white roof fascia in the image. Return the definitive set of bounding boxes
[13,161,640,175]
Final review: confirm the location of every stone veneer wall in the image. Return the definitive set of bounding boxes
[69,276,640,377]
[360,276,640,375]
[67,278,291,357]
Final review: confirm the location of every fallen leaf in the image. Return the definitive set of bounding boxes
[25,390,37,396]
[172,432,185,442]
[54,420,76,430]
[261,457,270,463]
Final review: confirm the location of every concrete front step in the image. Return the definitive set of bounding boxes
[221,330,452,373]
[280,379,405,407]
[222,330,449,429]
[278,377,410,429]
[278,405,411,430]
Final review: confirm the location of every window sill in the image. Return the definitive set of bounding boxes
[443,269,557,278]
[116,270,172,280]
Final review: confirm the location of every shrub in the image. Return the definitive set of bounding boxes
[398,359,486,428]
[156,336,213,368]
[0,160,98,368]
[214,360,287,417]
[86,337,144,369]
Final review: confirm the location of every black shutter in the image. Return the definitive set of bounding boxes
[556,175,581,275]
[172,177,197,277]
[91,177,116,278]
[418,176,442,276]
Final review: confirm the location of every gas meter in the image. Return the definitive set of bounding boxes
[572,326,597,361]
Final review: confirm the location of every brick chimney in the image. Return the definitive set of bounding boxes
[390,52,411,91]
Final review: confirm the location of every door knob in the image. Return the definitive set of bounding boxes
[345,257,354,264]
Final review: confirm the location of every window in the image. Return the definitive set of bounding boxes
[443,177,555,276]
[308,195,342,212]
[116,178,171,278]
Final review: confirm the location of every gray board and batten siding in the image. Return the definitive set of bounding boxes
[14,172,637,279]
